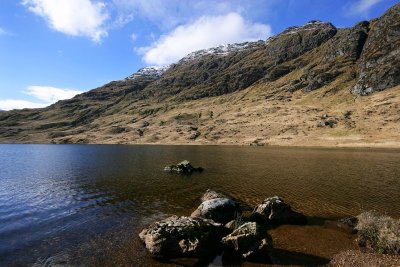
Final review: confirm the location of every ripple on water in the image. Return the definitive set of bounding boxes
[0,145,399,266]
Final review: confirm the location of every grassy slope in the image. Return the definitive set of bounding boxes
[1,74,398,147]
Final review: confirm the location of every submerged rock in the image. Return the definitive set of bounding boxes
[201,189,227,202]
[325,216,358,234]
[221,222,273,259]
[164,160,204,173]
[139,215,226,258]
[251,196,307,225]
[191,196,242,224]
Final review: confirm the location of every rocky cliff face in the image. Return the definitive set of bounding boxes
[352,4,400,95]
[266,21,337,63]
[0,3,399,146]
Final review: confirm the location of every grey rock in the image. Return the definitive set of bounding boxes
[221,222,273,259]
[139,215,226,258]
[318,117,338,128]
[188,130,201,140]
[191,197,241,224]
[300,67,341,92]
[251,196,307,225]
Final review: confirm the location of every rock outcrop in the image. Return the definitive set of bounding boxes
[266,21,337,63]
[138,215,226,258]
[322,21,369,63]
[251,196,307,225]
[221,222,273,259]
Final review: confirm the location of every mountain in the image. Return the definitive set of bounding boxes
[0,3,399,147]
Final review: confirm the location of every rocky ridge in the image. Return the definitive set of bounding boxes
[179,40,265,63]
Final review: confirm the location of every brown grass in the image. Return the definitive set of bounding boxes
[356,211,400,254]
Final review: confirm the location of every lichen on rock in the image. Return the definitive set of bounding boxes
[221,222,273,259]
[138,215,227,258]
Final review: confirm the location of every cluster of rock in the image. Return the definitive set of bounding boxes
[139,189,307,261]
[317,114,338,128]
[164,160,204,173]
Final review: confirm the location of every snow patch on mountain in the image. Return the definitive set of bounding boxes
[179,40,265,63]
[126,66,170,81]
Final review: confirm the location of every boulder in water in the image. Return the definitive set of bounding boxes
[191,196,242,224]
[251,196,307,225]
[164,160,204,173]
[139,215,226,258]
[221,222,273,259]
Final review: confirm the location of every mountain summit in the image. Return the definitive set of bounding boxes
[0,3,399,147]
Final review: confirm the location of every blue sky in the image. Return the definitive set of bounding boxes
[0,0,398,110]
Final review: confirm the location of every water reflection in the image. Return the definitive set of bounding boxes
[0,144,399,266]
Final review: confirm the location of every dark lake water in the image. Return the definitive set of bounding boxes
[0,144,399,266]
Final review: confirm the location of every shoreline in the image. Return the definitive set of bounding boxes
[1,140,400,150]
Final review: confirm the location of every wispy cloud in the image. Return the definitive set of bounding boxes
[137,12,272,66]
[130,33,137,42]
[113,0,269,29]
[344,0,383,16]
[0,27,12,36]
[0,86,83,111]
[21,0,109,42]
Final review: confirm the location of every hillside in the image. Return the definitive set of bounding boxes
[0,3,399,147]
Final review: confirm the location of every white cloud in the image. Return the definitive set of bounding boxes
[345,0,383,16]
[0,86,83,111]
[0,100,48,110]
[137,12,272,66]
[24,86,83,103]
[22,0,109,42]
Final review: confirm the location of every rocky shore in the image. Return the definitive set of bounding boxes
[139,189,309,262]
[138,180,400,265]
